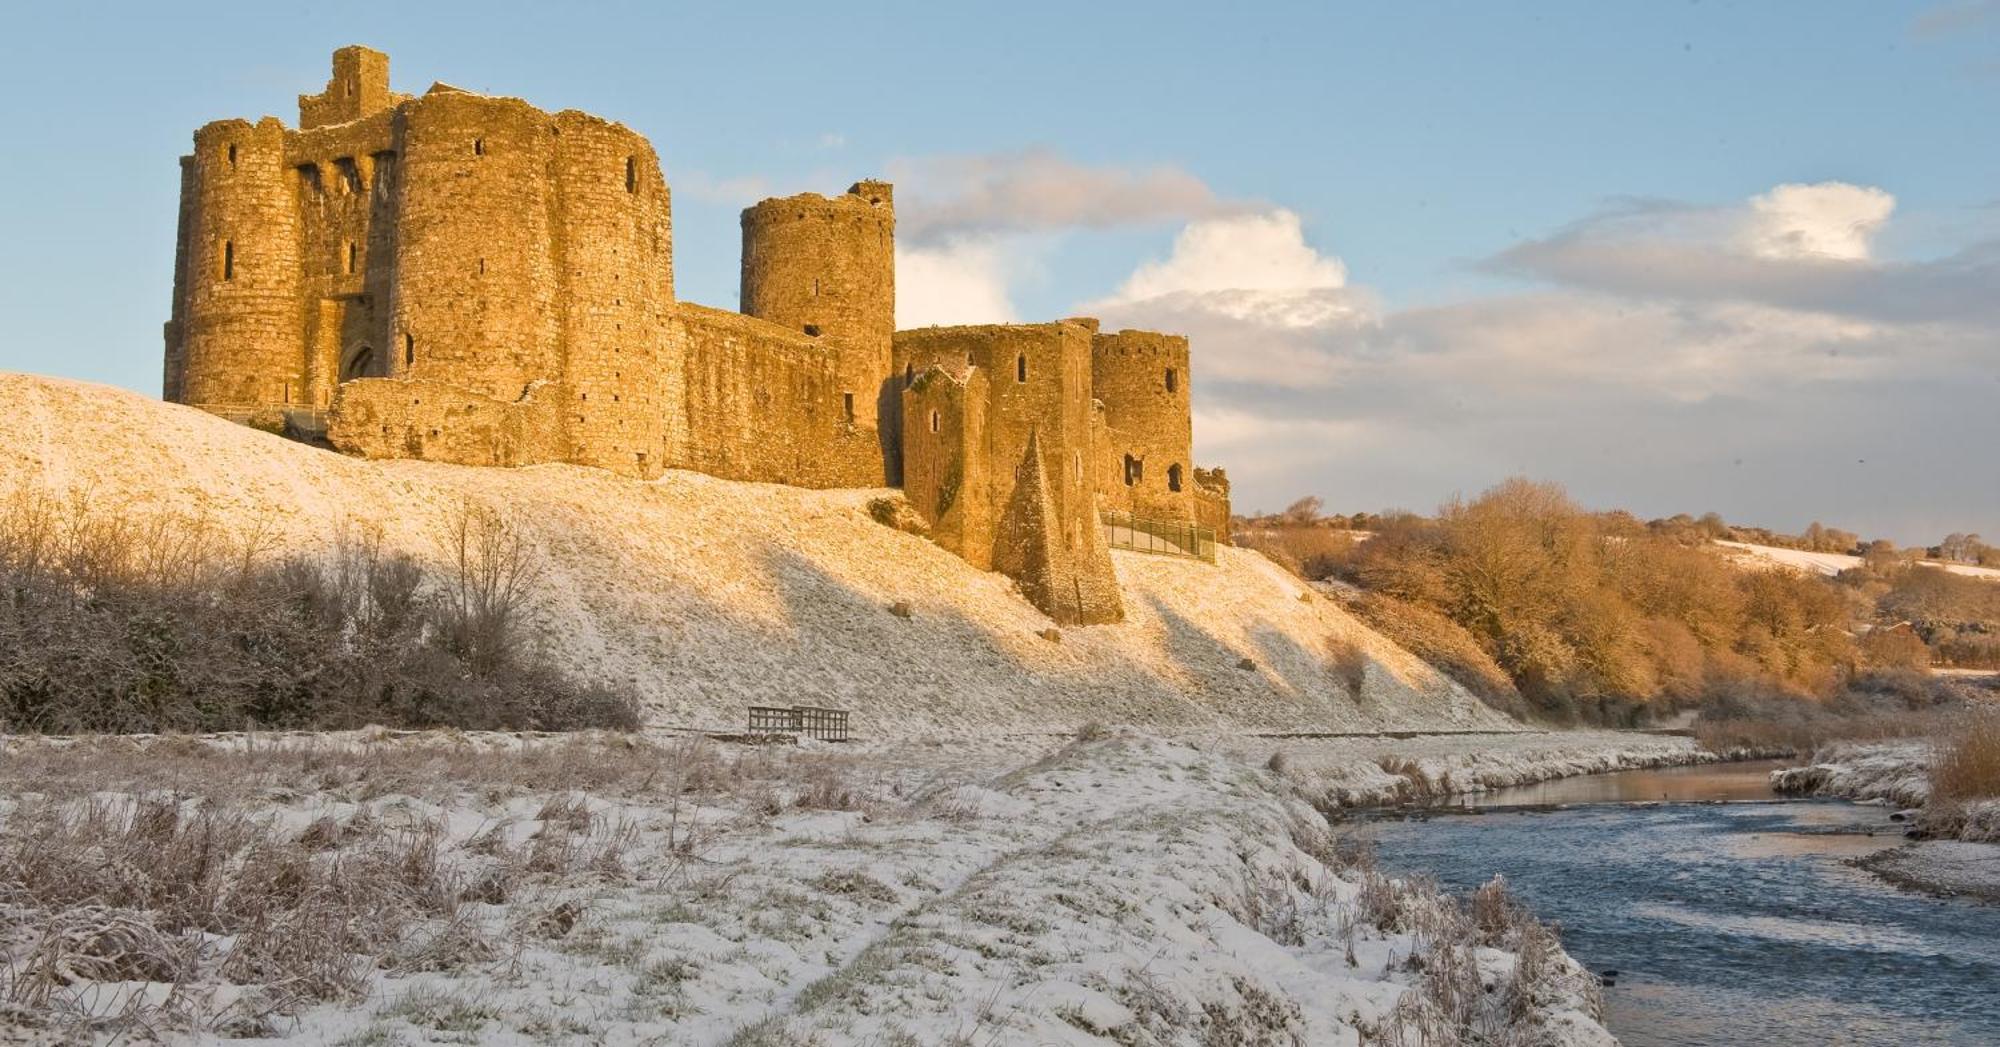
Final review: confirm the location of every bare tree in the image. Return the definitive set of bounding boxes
[441,500,542,677]
[1282,496,1324,525]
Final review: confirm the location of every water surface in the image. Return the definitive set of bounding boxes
[1357,762,2000,1046]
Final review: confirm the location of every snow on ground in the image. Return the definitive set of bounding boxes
[1236,730,1709,807]
[1860,841,2000,902]
[0,373,1509,740]
[0,731,1615,1046]
[1770,741,1935,809]
[1771,740,2000,899]
[1714,540,2000,581]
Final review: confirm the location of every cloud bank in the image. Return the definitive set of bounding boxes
[889,151,1998,538]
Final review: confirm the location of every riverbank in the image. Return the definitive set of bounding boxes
[0,729,1617,1045]
[1772,740,2000,901]
[1236,729,1715,808]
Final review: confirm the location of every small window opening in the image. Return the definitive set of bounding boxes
[803,324,821,337]
[813,278,820,298]
[1165,367,1179,393]
[1074,450,1082,481]
[404,333,414,366]
[1168,463,1184,492]
[929,410,940,433]
[842,392,855,423]
[1016,354,1027,383]
[345,242,357,274]
[222,241,235,280]
[1123,453,1142,487]
[625,156,637,192]
[478,258,486,275]
[904,363,914,387]
[473,138,485,156]
[226,143,237,167]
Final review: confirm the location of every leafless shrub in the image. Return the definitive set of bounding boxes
[0,488,637,734]
[1328,636,1369,702]
[1074,720,1112,742]
[790,758,863,811]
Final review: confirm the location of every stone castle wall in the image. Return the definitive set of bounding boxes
[895,322,1122,624]
[673,305,882,488]
[171,116,305,426]
[740,183,896,477]
[1091,328,1194,522]
[167,47,1230,627]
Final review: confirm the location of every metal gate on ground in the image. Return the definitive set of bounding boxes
[747,705,851,742]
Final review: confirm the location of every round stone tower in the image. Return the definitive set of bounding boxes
[740,181,895,429]
[175,117,305,424]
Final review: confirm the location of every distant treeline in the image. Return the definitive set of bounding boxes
[1240,479,1999,726]
[1239,497,2000,567]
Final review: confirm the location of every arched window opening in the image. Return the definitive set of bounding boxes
[624,156,637,193]
[1168,463,1184,492]
[298,163,323,197]
[1123,454,1141,487]
[222,241,235,281]
[1165,367,1179,393]
[226,143,237,168]
[1015,354,1027,383]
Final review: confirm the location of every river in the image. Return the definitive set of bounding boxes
[1354,761,2000,1046]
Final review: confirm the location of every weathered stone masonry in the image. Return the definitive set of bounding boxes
[164,47,1230,626]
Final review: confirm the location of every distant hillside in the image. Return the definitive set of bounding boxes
[0,373,1512,738]
[1716,540,2000,582]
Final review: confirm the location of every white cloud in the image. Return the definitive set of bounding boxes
[891,149,1247,243]
[895,240,1018,327]
[1076,181,2000,537]
[1110,210,1347,303]
[1085,209,1371,385]
[1741,182,1895,261]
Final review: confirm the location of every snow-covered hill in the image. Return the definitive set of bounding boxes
[0,373,1513,739]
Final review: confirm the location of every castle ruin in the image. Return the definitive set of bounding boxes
[164,47,1230,625]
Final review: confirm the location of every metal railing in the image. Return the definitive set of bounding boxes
[1101,511,1216,562]
[747,705,851,742]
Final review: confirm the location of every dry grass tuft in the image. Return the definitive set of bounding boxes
[1934,708,2000,802]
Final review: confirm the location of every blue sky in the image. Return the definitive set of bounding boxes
[2,1,1996,541]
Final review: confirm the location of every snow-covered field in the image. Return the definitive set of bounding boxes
[0,374,1508,739]
[0,730,1615,1046]
[1715,540,2000,581]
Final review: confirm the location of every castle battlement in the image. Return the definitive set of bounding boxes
[164,48,1229,626]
